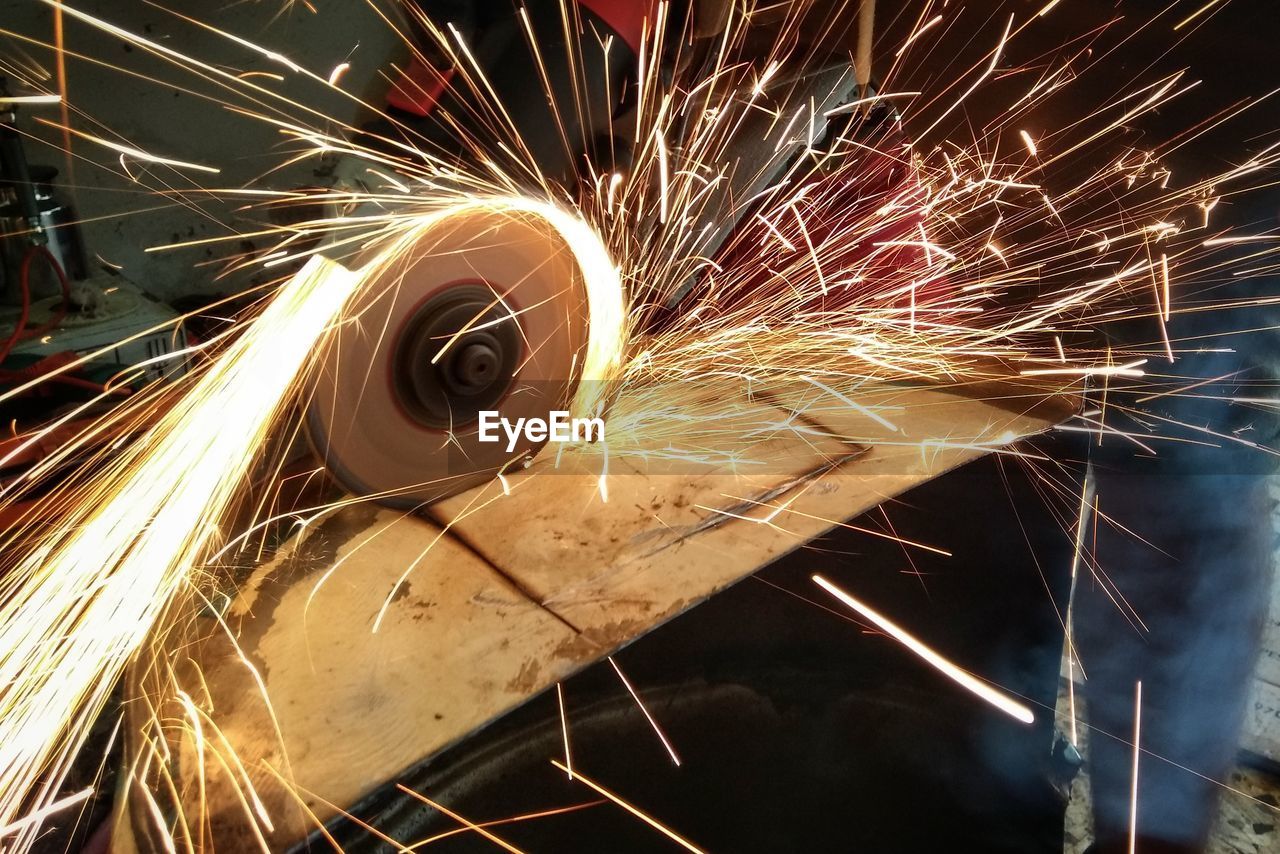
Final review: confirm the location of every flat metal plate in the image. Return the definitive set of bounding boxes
[117,375,1077,849]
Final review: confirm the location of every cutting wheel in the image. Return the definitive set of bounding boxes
[306,209,591,508]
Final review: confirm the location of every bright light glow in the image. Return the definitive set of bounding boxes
[813,574,1035,724]
[0,256,359,845]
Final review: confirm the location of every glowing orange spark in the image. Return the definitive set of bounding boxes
[395,785,526,854]
[813,575,1035,724]
[550,761,707,853]
[557,682,573,781]
[1130,680,1143,854]
[608,656,682,767]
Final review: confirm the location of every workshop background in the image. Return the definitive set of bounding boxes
[3,0,399,299]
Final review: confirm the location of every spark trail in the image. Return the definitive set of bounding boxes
[0,255,359,847]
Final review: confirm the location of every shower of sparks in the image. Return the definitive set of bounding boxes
[0,0,1275,847]
[813,574,1036,724]
[0,254,359,849]
[0,196,618,848]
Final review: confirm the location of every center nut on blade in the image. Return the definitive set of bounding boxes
[305,210,590,508]
[393,285,521,428]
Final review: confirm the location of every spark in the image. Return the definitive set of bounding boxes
[813,575,1035,724]
[1019,359,1147,379]
[550,761,707,853]
[406,801,607,850]
[800,375,899,432]
[1019,130,1038,157]
[1130,680,1143,854]
[655,126,670,223]
[608,656,682,767]
[556,682,573,781]
[1064,474,1096,749]
[52,0,73,182]
[35,119,220,173]
[326,61,350,86]
[1153,252,1174,362]
[606,172,623,213]
[488,199,627,419]
[396,785,526,854]
[1175,0,1227,31]
[0,787,92,838]
[0,94,61,105]
[893,16,941,58]
[1066,654,1079,747]
[916,14,1013,140]
[823,91,922,116]
[1199,196,1219,227]
[1203,234,1280,246]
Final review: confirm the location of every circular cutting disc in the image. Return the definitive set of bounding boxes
[306,209,590,508]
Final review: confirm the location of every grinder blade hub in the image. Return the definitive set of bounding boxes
[393,283,520,429]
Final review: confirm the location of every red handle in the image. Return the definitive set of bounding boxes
[580,0,659,55]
